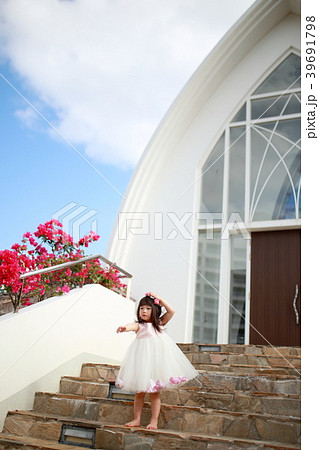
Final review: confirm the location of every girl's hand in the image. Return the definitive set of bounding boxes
[150,294,175,325]
[117,322,139,333]
[147,292,162,305]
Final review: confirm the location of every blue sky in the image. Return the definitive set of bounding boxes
[0,0,255,259]
[0,60,132,257]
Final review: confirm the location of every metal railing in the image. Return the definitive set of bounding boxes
[19,254,133,300]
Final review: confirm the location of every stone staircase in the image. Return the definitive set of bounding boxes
[0,344,301,449]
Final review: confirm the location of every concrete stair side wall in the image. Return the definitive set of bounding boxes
[0,284,135,429]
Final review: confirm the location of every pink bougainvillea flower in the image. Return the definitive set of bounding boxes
[0,219,126,312]
[62,285,70,294]
[21,298,32,306]
[11,243,21,251]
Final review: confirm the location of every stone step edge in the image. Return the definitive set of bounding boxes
[193,363,301,372]
[197,370,301,379]
[79,365,301,386]
[0,432,81,449]
[61,376,108,384]
[178,343,301,351]
[4,410,301,450]
[192,359,301,368]
[33,391,301,423]
[192,362,301,378]
[180,349,302,358]
[81,362,300,379]
[184,350,301,360]
[80,360,302,370]
[60,376,301,399]
[82,362,120,369]
[193,364,301,375]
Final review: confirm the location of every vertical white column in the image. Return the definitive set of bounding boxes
[217,127,231,343]
[245,101,252,344]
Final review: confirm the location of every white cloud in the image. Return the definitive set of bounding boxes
[0,0,255,169]
[14,106,39,129]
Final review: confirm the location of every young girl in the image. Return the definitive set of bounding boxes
[116,292,198,430]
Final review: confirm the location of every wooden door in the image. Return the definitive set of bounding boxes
[249,229,301,346]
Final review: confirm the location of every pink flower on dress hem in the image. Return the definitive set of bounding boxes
[115,379,124,388]
[147,379,164,393]
[169,376,187,385]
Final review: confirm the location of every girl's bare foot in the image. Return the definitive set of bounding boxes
[125,420,141,427]
[146,422,158,430]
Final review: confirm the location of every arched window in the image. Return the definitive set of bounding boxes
[193,53,301,344]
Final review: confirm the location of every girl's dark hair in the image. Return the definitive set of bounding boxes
[137,296,162,332]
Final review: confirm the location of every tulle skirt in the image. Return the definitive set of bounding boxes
[116,332,198,393]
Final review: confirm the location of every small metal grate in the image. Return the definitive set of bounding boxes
[59,425,95,448]
[199,344,221,352]
[108,382,135,401]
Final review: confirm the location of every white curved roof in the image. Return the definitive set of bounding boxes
[108,0,300,260]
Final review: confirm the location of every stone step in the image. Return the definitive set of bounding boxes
[80,363,119,382]
[81,353,301,381]
[185,351,301,369]
[0,432,82,449]
[80,358,300,382]
[180,390,300,417]
[193,363,300,377]
[79,363,301,395]
[178,343,301,357]
[1,343,301,449]
[3,410,301,449]
[194,371,301,395]
[30,392,300,445]
[60,376,111,398]
[59,376,300,418]
[184,352,301,378]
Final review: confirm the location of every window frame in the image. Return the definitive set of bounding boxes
[193,52,301,344]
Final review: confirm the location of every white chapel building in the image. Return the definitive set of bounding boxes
[108,0,301,346]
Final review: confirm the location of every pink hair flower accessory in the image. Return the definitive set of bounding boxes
[145,292,160,305]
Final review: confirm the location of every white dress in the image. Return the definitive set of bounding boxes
[115,322,198,393]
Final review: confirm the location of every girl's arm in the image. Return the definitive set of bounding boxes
[150,293,175,325]
[116,322,139,333]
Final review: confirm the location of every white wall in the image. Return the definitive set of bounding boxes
[0,284,135,429]
[107,10,300,344]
